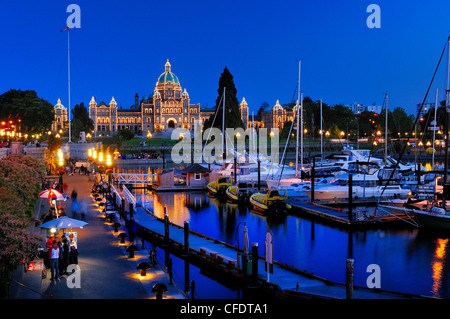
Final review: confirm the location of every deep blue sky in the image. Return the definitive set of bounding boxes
[1,1,450,117]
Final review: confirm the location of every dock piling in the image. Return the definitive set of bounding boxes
[346,259,354,299]
[348,174,353,222]
[164,207,169,244]
[252,243,259,285]
[184,221,189,256]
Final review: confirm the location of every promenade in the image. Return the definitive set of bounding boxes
[9,174,184,299]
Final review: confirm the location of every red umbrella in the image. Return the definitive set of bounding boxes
[38,188,68,201]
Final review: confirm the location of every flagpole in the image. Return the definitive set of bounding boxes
[68,27,71,143]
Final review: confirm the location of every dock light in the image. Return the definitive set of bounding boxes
[93,150,97,160]
[106,154,112,166]
[325,131,330,137]
[88,148,92,157]
[99,152,104,162]
[50,227,56,234]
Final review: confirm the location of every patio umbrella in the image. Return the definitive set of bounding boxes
[38,188,69,201]
[38,216,88,229]
[243,224,249,255]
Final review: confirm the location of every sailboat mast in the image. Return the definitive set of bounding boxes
[67,28,71,143]
[222,86,226,163]
[445,36,450,185]
[320,98,323,161]
[385,92,388,164]
[301,92,304,172]
[433,88,438,168]
[295,60,301,178]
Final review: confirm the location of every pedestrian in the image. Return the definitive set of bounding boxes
[80,165,84,175]
[62,235,70,274]
[48,241,61,280]
[71,188,78,201]
[46,235,55,250]
[57,241,64,277]
[69,233,78,265]
[71,198,80,218]
[80,200,87,220]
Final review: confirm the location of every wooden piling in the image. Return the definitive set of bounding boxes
[164,207,169,243]
[346,259,354,299]
[184,221,189,255]
[348,174,353,222]
[252,243,259,284]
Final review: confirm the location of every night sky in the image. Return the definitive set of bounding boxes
[1,1,450,116]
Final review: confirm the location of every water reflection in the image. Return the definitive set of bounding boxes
[432,238,448,298]
[129,185,450,298]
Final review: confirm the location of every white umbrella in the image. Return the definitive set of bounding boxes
[38,188,68,201]
[38,216,88,229]
[243,224,249,255]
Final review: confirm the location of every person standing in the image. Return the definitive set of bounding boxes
[62,235,70,274]
[48,241,61,280]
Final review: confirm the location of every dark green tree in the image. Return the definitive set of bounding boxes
[71,102,94,140]
[0,89,54,134]
[204,67,244,131]
[118,128,134,140]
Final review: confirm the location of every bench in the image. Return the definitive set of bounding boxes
[216,254,237,268]
[199,247,219,260]
[199,247,237,268]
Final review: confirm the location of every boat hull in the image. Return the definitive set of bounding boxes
[226,186,239,202]
[412,210,450,229]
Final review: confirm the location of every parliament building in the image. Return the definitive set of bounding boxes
[88,60,203,137]
[53,59,299,138]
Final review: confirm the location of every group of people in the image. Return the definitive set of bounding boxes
[45,233,78,281]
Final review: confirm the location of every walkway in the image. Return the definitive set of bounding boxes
[10,174,184,299]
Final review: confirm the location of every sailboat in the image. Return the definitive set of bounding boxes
[379,35,450,229]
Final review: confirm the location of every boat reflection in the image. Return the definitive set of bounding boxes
[432,238,448,298]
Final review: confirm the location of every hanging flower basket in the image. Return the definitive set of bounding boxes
[97,164,106,174]
[58,170,66,177]
[106,168,113,175]
[92,161,98,166]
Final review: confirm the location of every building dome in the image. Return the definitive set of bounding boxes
[157,59,180,85]
[54,98,66,109]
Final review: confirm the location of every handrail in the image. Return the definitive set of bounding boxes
[122,185,136,208]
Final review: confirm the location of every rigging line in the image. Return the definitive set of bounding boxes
[377,206,419,227]
[202,93,223,151]
[378,37,449,201]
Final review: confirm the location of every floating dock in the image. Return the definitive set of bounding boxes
[288,199,414,228]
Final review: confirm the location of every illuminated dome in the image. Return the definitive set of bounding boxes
[157,59,180,85]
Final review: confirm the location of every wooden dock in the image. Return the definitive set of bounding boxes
[288,199,414,228]
[104,187,430,299]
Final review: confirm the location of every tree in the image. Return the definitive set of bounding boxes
[71,102,94,140]
[0,89,54,134]
[204,67,244,131]
[118,128,134,140]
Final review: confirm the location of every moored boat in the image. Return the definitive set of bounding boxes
[226,182,252,203]
[249,188,291,218]
[207,176,232,197]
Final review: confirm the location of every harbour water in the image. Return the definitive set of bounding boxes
[118,162,450,299]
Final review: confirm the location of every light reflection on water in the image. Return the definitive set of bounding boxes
[127,163,450,298]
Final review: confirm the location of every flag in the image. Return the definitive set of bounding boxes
[61,26,69,32]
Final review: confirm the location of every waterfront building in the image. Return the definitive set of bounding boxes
[88,59,202,137]
[240,99,295,131]
[51,98,68,133]
[346,101,364,114]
